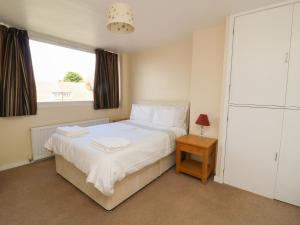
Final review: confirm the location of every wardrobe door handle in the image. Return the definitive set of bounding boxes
[274,152,278,161]
[285,52,290,63]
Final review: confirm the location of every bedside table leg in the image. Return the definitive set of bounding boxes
[212,148,216,174]
[202,152,208,183]
[176,149,181,173]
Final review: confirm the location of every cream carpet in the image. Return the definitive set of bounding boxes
[0,158,299,225]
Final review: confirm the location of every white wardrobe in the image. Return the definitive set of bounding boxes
[224,2,300,207]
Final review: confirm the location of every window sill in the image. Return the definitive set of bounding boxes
[37,101,93,108]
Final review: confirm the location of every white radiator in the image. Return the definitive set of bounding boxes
[31,118,110,161]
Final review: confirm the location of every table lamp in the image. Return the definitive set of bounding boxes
[195,114,210,136]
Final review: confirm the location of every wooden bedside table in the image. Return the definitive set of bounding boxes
[176,134,217,183]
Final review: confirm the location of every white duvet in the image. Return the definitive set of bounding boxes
[44,120,186,196]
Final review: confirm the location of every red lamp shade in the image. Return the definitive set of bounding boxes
[195,114,210,126]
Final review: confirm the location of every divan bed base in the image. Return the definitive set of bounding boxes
[55,153,175,210]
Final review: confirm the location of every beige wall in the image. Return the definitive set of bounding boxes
[189,24,225,138]
[0,54,130,169]
[129,38,192,103]
[129,25,225,137]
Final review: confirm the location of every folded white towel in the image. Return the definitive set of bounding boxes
[56,126,89,137]
[91,137,131,152]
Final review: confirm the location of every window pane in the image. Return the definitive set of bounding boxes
[29,40,95,102]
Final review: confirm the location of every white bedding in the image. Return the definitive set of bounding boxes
[44,120,186,196]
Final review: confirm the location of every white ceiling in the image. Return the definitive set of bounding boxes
[0,0,287,52]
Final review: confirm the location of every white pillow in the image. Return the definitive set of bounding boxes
[174,106,188,129]
[152,105,188,129]
[130,104,154,122]
[153,107,177,127]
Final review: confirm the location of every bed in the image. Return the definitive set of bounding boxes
[45,101,189,210]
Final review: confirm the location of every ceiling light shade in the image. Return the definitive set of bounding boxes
[107,2,134,34]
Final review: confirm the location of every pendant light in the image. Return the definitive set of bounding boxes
[107,2,134,34]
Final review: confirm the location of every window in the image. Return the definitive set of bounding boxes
[29,40,95,103]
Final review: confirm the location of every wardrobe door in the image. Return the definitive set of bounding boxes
[230,5,293,106]
[286,3,300,107]
[275,110,300,206]
[224,106,284,198]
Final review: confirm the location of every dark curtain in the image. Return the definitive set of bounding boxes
[0,25,37,117]
[93,49,119,109]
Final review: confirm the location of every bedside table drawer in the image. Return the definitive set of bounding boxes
[176,143,202,156]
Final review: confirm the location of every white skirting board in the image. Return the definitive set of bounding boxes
[214,175,224,183]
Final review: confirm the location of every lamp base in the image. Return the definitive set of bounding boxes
[200,126,204,137]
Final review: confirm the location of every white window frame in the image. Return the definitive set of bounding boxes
[29,34,121,108]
